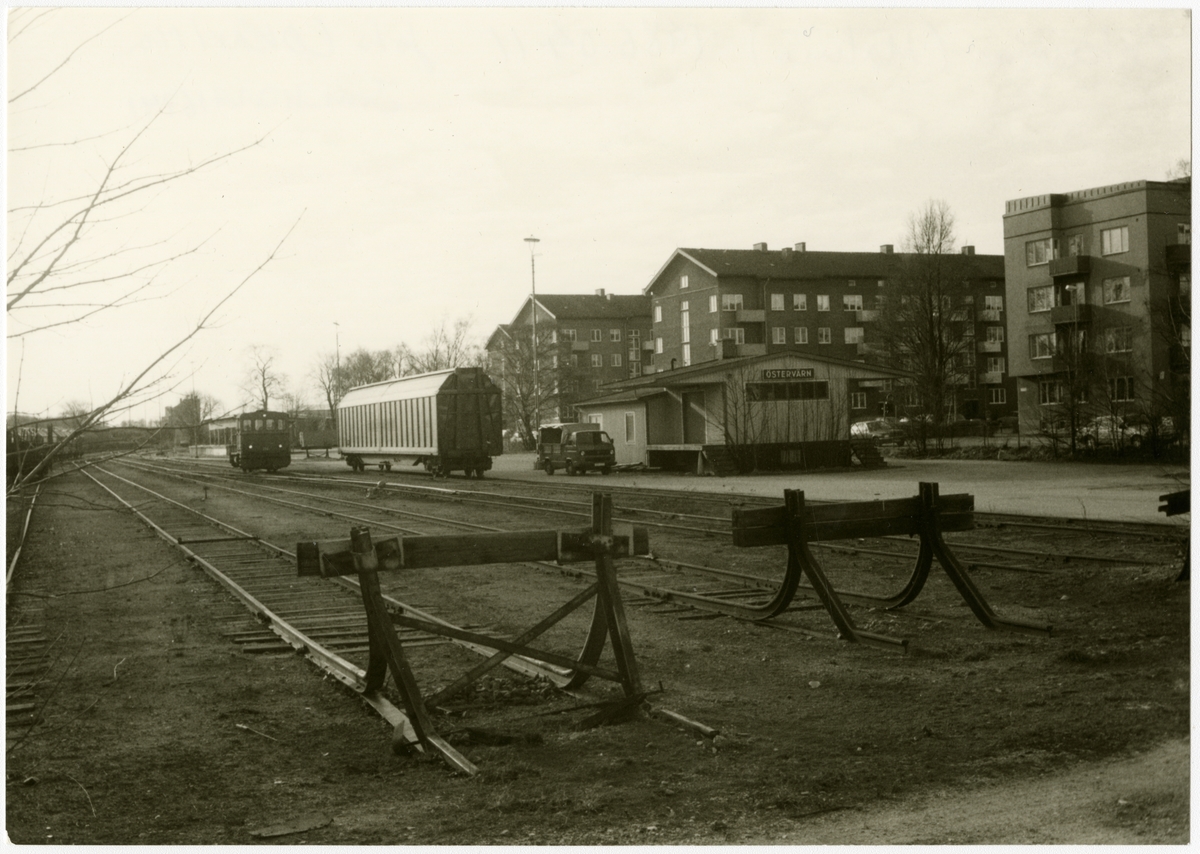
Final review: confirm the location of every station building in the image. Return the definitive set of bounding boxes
[575,350,907,473]
[1002,178,1191,437]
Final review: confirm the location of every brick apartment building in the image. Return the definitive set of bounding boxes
[1002,178,1191,438]
[486,291,652,424]
[641,244,1017,422]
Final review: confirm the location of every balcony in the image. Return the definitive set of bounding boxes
[571,340,590,352]
[977,340,1003,353]
[978,371,1004,385]
[735,309,765,323]
[642,339,656,351]
[1049,255,1091,277]
[1049,303,1094,325]
[978,308,1002,322]
[855,309,880,323]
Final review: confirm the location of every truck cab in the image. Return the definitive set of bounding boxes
[537,422,615,476]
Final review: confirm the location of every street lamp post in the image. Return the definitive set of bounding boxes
[524,236,540,427]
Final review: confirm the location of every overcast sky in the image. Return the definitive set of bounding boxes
[6,7,1192,421]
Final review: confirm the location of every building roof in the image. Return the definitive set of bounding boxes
[507,293,651,326]
[577,350,908,405]
[644,247,1004,295]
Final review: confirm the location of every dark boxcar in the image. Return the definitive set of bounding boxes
[337,367,503,477]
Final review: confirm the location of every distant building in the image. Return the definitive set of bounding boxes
[486,290,652,426]
[1002,178,1191,440]
[642,244,1015,421]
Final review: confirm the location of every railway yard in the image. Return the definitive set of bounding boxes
[5,454,1191,844]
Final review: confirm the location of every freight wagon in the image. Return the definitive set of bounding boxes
[209,410,292,472]
[337,367,503,477]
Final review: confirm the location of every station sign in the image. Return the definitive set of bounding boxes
[761,368,815,380]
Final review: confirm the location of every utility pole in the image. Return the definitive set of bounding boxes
[524,236,541,429]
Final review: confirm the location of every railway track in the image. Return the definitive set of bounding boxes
[93,456,1182,658]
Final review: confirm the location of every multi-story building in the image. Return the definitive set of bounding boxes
[1003,179,1191,438]
[486,290,652,426]
[642,243,1015,421]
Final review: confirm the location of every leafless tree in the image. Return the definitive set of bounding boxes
[873,200,974,453]
[242,346,286,410]
[6,13,299,495]
[1166,158,1192,180]
[397,316,485,376]
[339,348,394,390]
[163,391,221,446]
[311,353,344,418]
[487,325,578,449]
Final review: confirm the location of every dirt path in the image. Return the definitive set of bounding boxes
[745,738,1189,844]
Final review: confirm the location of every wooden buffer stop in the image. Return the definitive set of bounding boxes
[731,482,1052,650]
[296,493,648,775]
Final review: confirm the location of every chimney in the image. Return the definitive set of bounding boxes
[781,247,792,260]
[753,242,768,252]
[795,242,806,252]
[880,244,894,254]
[595,288,606,297]
[961,245,976,255]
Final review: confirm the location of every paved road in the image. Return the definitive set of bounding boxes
[490,453,1190,525]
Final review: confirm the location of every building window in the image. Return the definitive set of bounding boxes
[1067,234,1085,256]
[1101,226,1130,255]
[1104,326,1133,353]
[817,295,830,312]
[1029,332,1056,359]
[1108,376,1135,402]
[570,354,579,368]
[610,329,621,342]
[625,412,635,443]
[680,274,689,289]
[628,347,640,363]
[551,354,558,369]
[590,329,602,343]
[771,326,786,344]
[850,392,867,409]
[654,338,663,354]
[722,328,745,344]
[847,279,857,288]
[843,294,863,311]
[721,293,744,311]
[628,329,640,345]
[986,356,1005,374]
[709,295,718,313]
[1025,238,1058,266]
[1039,380,1063,405]
[989,388,1007,405]
[1027,286,1053,313]
[844,327,864,344]
[709,328,719,345]
[1103,276,1131,304]
[793,293,807,311]
[682,344,691,366]
[770,293,785,311]
[629,363,641,378]
[680,311,690,344]
[610,353,622,367]
[563,328,577,342]
[654,305,662,323]
[818,327,831,344]
[986,326,1005,344]
[794,327,808,344]
[590,354,603,368]
[549,330,558,344]
[984,295,1003,312]
[1179,223,1191,245]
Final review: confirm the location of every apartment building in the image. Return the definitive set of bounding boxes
[1002,179,1191,436]
[486,290,652,422]
[642,244,1015,421]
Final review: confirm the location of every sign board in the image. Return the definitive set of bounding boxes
[762,368,815,380]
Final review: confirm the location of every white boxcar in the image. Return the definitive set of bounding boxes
[337,367,503,477]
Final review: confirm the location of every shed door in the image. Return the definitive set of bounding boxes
[682,392,706,444]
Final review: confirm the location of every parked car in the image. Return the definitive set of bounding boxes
[851,418,905,443]
[1079,415,1146,450]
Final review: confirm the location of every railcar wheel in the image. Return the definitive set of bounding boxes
[384,461,393,471]
[565,462,577,476]
[543,461,554,475]
[600,466,611,475]
[475,468,485,479]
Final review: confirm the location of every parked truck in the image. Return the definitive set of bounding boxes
[536,422,615,476]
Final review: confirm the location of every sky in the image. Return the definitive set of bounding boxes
[5,7,1192,422]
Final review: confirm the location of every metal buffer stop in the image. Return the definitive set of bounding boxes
[296,493,648,775]
[731,481,1052,649]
